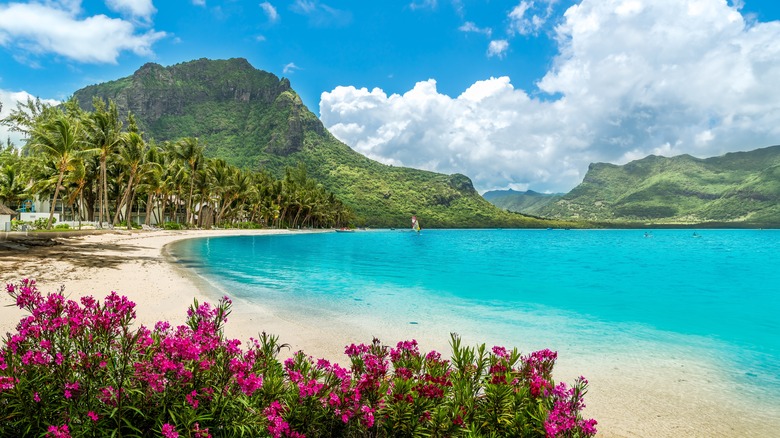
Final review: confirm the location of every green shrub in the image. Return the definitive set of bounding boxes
[163,222,183,230]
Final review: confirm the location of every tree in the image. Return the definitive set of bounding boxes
[113,131,148,228]
[173,137,205,226]
[29,113,85,229]
[86,98,123,228]
[0,146,28,210]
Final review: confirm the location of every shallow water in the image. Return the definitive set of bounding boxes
[171,229,780,408]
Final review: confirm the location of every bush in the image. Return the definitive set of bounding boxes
[0,280,597,437]
[34,217,53,229]
[163,222,183,230]
[54,224,70,230]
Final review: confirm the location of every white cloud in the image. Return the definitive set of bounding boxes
[283,62,301,74]
[260,1,279,22]
[192,0,205,6]
[321,0,780,193]
[0,2,165,64]
[487,40,509,58]
[290,0,351,27]
[508,0,557,36]
[409,0,437,11]
[0,89,60,147]
[459,21,492,37]
[105,0,156,24]
[292,0,316,14]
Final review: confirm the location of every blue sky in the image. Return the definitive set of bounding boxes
[2,0,780,193]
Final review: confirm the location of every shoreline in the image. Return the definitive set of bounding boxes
[1,229,778,437]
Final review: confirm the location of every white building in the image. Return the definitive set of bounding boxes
[0,203,16,232]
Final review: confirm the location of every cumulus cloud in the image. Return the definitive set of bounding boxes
[105,0,156,24]
[0,89,60,146]
[0,2,165,64]
[487,40,509,58]
[260,1,279,23]
[321,0,780,193]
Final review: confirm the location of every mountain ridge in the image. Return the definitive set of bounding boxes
[536,145,780,225]
[72,58,570,228]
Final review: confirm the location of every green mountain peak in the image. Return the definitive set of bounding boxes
[72,58,565,228]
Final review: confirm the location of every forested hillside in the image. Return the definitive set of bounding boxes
[536,146,780,226]
[73,58,574,228]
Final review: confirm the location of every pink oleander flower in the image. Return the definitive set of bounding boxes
[192,422,211,438]
[45,424,70,438]
[0,376,17,392]
[161,423,179,438]
[361,405,375,428]
[186,390,199,409]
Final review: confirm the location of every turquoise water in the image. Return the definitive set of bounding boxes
[171,229,780,403]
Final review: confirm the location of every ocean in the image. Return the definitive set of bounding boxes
[170,229,780,413]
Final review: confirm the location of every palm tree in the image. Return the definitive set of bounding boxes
[86,98,123,228]
[138,144,165,226]
[0,148,29,210]
[29,113,85,229]
[173,137,205,226]
[64,160,89,229]
[113,131,147,228]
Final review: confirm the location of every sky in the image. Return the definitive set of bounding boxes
[1,0,780,193]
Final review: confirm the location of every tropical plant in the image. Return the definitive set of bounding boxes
[85,98,123,228]
[28,112,86,229]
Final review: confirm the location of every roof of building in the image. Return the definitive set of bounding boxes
[0,203,17,215]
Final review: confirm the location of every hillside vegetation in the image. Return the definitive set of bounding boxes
[73,58,576,228]
[483,190,562,216]
[536,146,780,226]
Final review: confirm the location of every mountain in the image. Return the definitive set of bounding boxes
[536,146,780,226]
[72,58,573,228]
[482,189,562,216]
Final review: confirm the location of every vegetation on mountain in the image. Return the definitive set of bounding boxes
[71,58,576,229]
[537,146,780,226]
[483,189,562,216]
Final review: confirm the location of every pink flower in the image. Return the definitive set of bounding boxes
[45,424,71,438]
[0,376,17,392]
[161,423,179,438]
[186,390,199,409]
[87,411,98,422]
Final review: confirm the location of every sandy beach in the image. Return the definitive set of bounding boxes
[1,229,778,437]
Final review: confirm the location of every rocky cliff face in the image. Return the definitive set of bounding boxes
[73,58,325,157]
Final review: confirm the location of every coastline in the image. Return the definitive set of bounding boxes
[1,229,778,437]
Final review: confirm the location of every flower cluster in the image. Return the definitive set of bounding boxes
[1,279,596,437]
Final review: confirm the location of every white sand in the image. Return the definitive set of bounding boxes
[1,229,778,437]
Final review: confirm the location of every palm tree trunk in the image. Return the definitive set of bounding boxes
[187,178,195,226]
[144,193,154,226]
[47,171,65,230]
[99,158,107,228]
[78,190,84,230]
[124,186,135,230]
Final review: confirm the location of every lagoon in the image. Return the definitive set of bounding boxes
[171,229,780,435]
